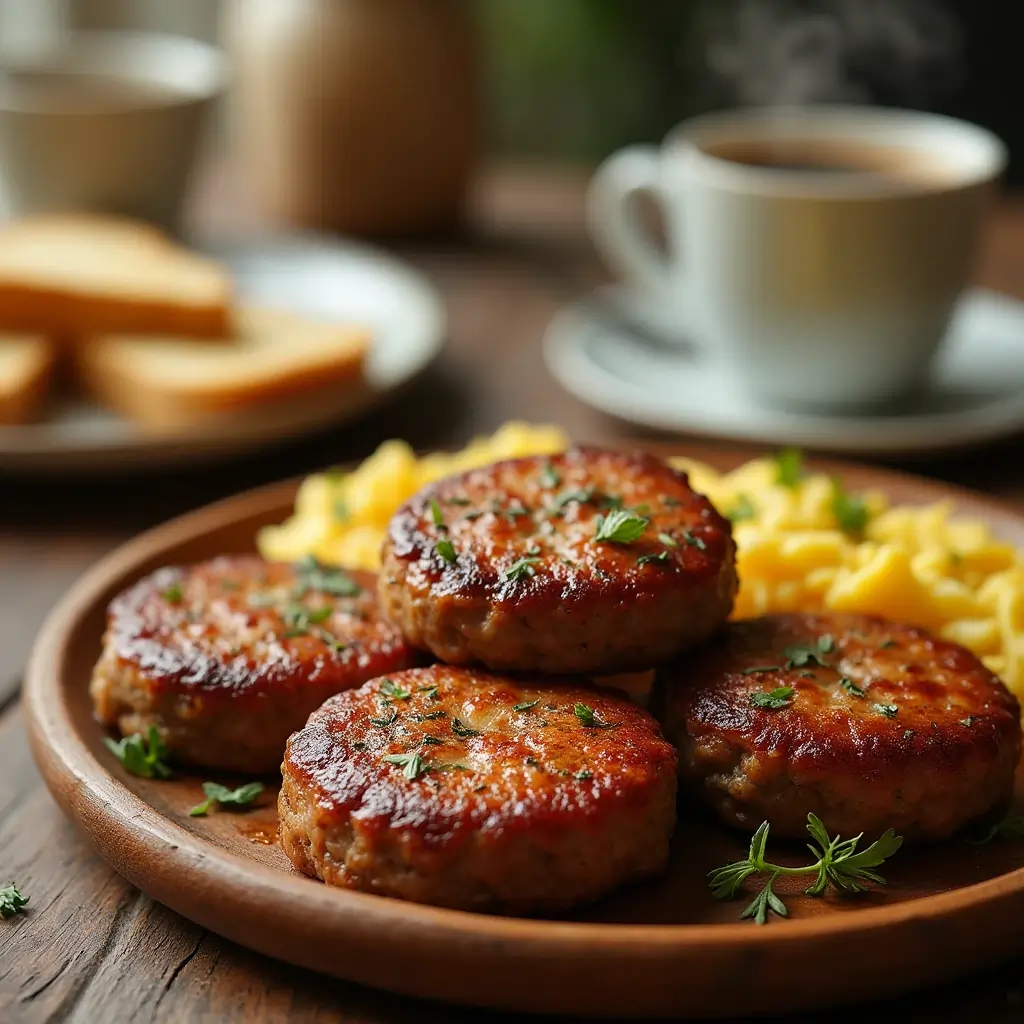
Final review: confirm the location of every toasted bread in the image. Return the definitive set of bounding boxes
[0,215,231,338]
[0,335,57,424]
[75,306,369,431]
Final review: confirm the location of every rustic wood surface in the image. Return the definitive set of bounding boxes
[3,163,1024,1022]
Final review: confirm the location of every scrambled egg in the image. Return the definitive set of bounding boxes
[258,425,1024,699]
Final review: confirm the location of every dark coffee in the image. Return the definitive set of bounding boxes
[0,69,191,111]
[703,138,949,183]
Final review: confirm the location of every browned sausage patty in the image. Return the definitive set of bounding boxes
[654,613,1021,842]
[279,664,678,914]
[90,556,417,773]
[379,447,737,674]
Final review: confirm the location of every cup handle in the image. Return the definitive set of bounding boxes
[587,145,675,298]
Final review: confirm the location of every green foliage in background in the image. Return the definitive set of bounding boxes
[480,0,698,161]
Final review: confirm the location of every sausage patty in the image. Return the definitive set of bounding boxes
[654,613,1022,841]
[279,664,678,914]
[90,556,417,773]
[379,446,737,674]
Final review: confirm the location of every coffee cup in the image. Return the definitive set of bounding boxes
[587,106,1006,410]
[0,31,228,232]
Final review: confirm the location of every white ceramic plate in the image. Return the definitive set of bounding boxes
[545,286,1024,456]
[0,236,445,473]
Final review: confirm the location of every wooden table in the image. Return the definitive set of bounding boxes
[3,165,1024,1023]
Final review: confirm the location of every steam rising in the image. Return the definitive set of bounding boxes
[700,0,962,107]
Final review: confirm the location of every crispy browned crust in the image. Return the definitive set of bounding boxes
[89,556,417,772]
[654,613,1022,841]
[280,665,678,913]
[379,446,738,673]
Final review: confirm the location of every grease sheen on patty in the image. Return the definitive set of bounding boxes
[655,612,1022,841]
[90,556,417,773]
[378,446,738,674]
[279,665,678,914]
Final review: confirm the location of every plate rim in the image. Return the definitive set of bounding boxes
[22,445,1024,1017]
[543,287,1024,456]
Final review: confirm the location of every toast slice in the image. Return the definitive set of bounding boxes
[0,335,57,424]
[0,215,231,338]
[76,306,370,431]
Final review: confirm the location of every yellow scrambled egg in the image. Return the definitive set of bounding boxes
[258,425,1024,699]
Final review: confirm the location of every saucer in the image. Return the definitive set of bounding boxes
[544,286,1024,456]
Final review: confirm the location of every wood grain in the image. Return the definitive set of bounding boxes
[4,168,1024,1021]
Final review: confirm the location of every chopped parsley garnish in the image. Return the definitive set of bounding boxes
[831,476,870,535]
[594,509,648,544]
[104,726,172,779]
[318,628,347,653]
[657,532,678,548]
[727,494,757,523]
[190,781,264,817]
[0,884,28,919]
[383,752,427,780]
[247,592,278,608]
[741,665,781,675]
[539,462,561,488]
[574,769,592,781]
[967,811,1024,844]
[429,498,445,528]
[637,551,670,566]
[880,639,898,649]
[293,555,361,597]
[663,496,682,507]
[750,686,794,710]
[436,539,457,564]
[451,717,481,738]
[163,582,183,603]
[709,814,902,925]
[420,735,443,746]
[380,679,411,700]
[546,487,595,514]
[447,496,471,506]
[417,684,440,699]
[282,602,333,636]
[873,703,899,718]
[504,556,542,581]
[413,710,447,722]
[370,708,398,728]
[599,493,624,509]
[574,703,614,728]
[774,448,805,489]
[840,677,866,698]
[683,530,707,551]
[513,699,540,712]
[783,637,833,669]
[960,716,975,727]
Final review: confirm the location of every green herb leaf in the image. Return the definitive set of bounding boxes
[436,539,457,564]
[162,582,183,604]
[190,781,264,817]
[637,551,670,566]
[383,751,427,780]
[412,710,447,722]
[880,639,898,649]
[840,677,866,698]
[417,684,440,699]
[740,665,781,675]
[774,448,805,489]
[429,498,445,528]
[512,699,540,712]
[574,769,592,781]
[831,476,871,536]
[873,703,899,718]
[420,735,443,746]
[967,811,1024,844]
[0,883,28,919]
[683,530,707,551]
[750,686,795,710]
[709,813,903,925]
[451,717,481,738]
[727,494,757,523]
[293,555,361,597]
[960,716,975,727]
[539,462,561,488]
[380,679,411,700]
[370,708,398,728]
[594,509,649,544]
[504,556,542,581]
[573,702,614,728]
[103,726,172,779]
[783,642,830,670]
[657,532,678,548]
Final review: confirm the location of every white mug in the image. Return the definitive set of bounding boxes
[588,107,1007,410]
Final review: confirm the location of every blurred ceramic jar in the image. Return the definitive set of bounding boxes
[223,0,480,236]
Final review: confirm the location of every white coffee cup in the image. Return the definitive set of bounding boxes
[0,31,228,232]
[588,106,1007,410]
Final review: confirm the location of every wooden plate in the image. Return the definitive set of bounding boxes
[22,447,1024,1019]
